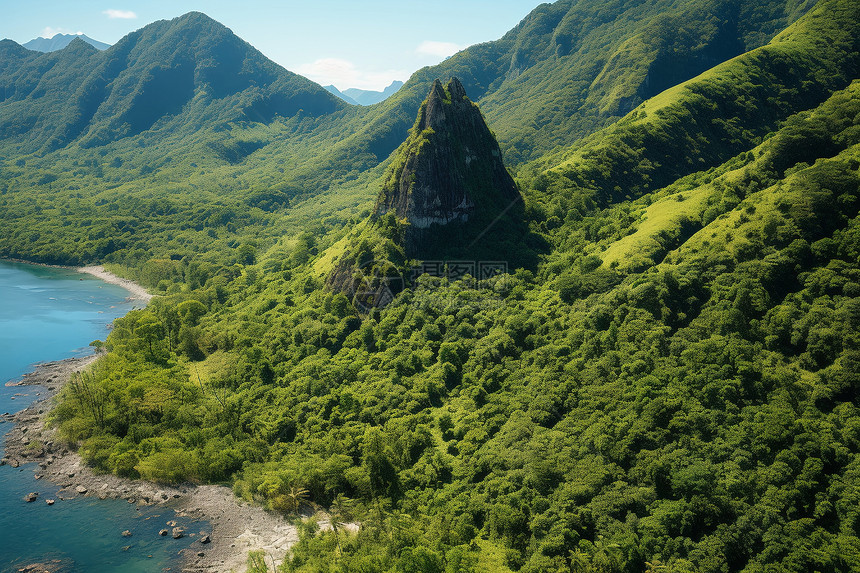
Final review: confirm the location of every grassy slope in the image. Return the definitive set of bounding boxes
[602,78,860,271]
[521,0,859,216]
[583,77,860,270]
[600,184,712,271]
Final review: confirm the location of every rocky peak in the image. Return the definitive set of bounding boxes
[374,77,519,256]
[326,78,525,310]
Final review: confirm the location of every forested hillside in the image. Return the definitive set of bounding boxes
[3,0,860,571]
[0,0,822,272]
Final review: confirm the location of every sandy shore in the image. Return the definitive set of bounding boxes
[2,265,302,572]
[77,265,153,303]
[3,259,153,304]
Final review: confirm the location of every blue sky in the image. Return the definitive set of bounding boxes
[2,1,544,90]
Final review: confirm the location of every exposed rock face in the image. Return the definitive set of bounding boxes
[374,77,519,255]
[326,77,521,310]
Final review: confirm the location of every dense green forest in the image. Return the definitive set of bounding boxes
[2,0,860,571]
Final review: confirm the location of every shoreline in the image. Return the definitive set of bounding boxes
[77,265,153,304]
[1,264,299,572]
[1,259,153,304]
[3,357,299,572]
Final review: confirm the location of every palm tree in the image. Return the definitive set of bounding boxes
[328,493,353,557]
[286,485,309,513]
[645,559,668,573]
[569,548,591,573]
[592,536,623,573]
[247,550,269,573]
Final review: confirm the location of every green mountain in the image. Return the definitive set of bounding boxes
[523,0,860,209]
[374,78,520,257]
[0,12,355,266]
[0,12,343,153]
[3,0,860,571]
[305,0,821,179]
[0,0,824,271]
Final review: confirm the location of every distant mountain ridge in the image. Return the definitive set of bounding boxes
[323,85,359,105]
[0,1,835,265]
[0,1,821,185]
[324,81,404,106]
[22,33,110,52]
[281,0,822,187]
[343,81,404,105]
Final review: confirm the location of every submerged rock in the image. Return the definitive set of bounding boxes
[16,559,71,572]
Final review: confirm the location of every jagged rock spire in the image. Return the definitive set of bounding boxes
[374,77,519,248]
[326,77,523,308]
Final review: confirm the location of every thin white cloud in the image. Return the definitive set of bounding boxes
[40,27,84,38]
[416,41,464,59]
[295,58,406,91]
[103,9,138,19]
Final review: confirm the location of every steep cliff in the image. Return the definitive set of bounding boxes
[375,77,520,256]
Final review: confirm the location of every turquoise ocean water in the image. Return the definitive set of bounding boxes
[0,260,202,572]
